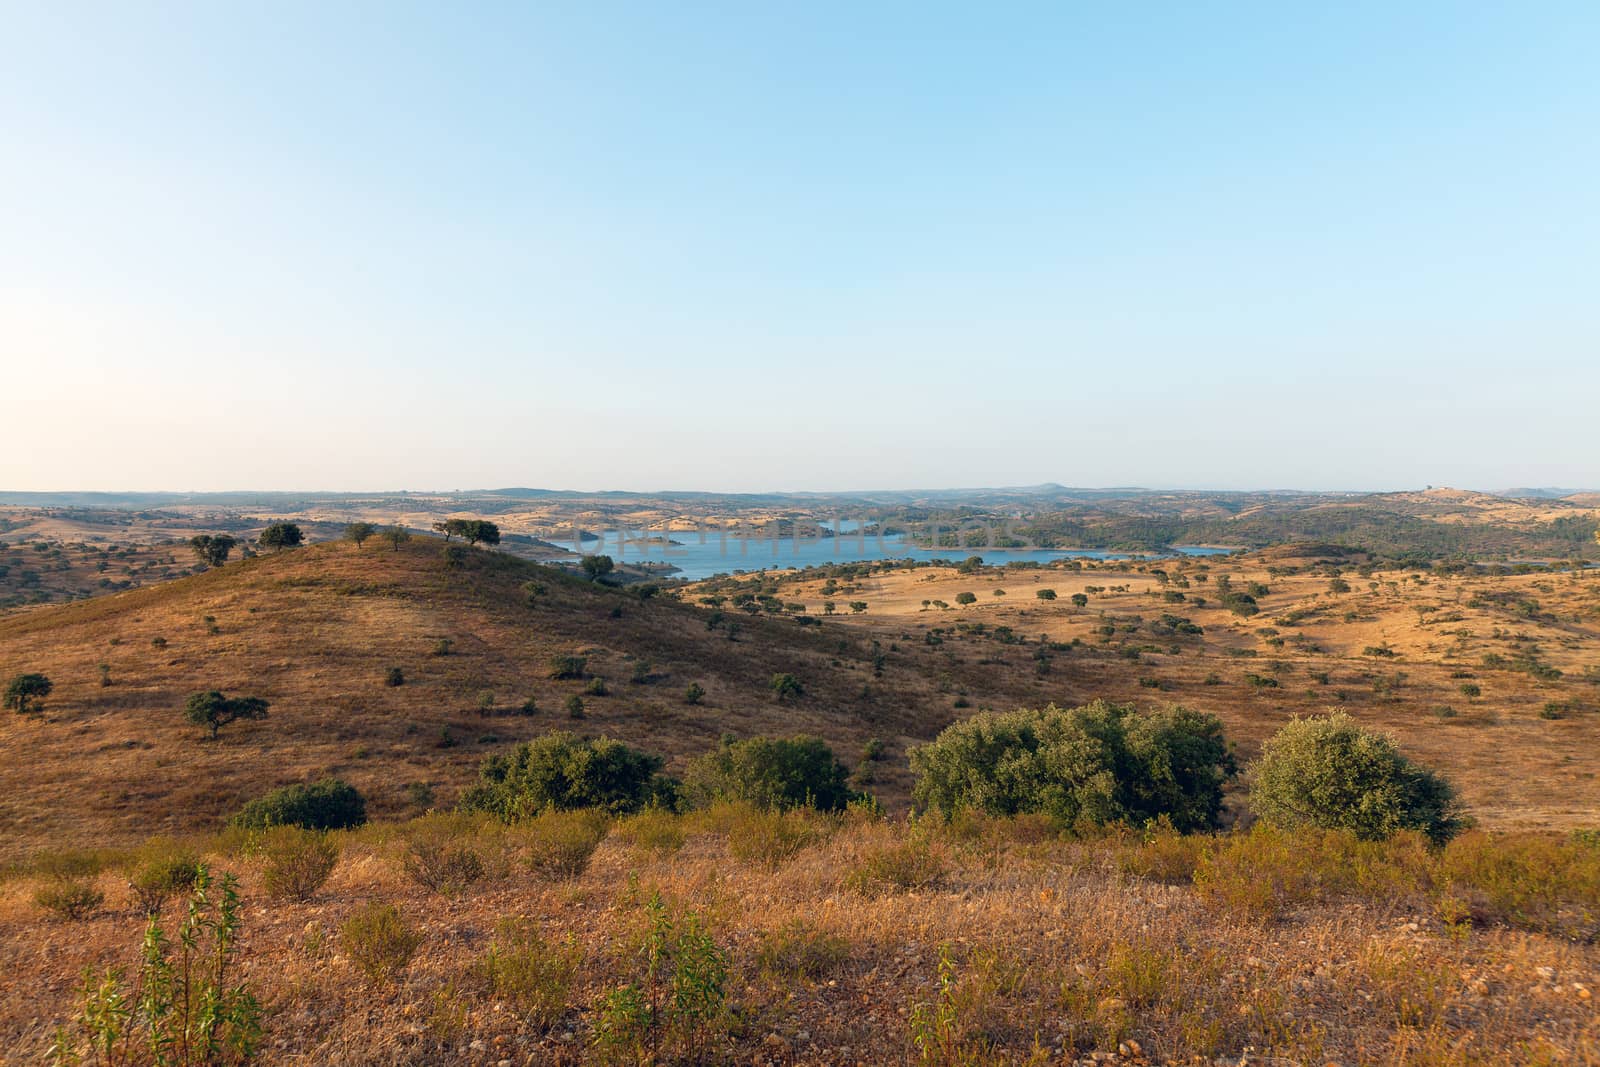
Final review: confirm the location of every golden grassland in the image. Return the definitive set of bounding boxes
[3,806,1597,1065]
[0,538,943,858]
[707,549,1600,831]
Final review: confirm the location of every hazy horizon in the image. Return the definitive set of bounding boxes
[5,3,1598,492]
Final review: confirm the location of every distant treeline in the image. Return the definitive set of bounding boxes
[920,506,1600,562]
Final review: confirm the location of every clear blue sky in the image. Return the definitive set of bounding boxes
[3,2,1597,493]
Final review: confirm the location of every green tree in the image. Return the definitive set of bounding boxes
[460,732,672,818]
[258,523,304,552]
[769,673,804,703]
[1248,712,1463,844]
[432,518,500,546]
[184,690,270,739]
[4,673,52,715]
[1069,593,1089,608]
[684,735,855,811]
[1035,588,1057,601]
[189,534,237,568]
[954,591,977,605]
[383,526,411,552]
[910,701,1236,832]
[581,554,615,581]
[344,522,376,549]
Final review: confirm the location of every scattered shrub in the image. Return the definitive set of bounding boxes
[769,673,804,702]
[477,918,582,1029]
[616,809,688,855]
[384,667,405,687]
[1249,712,1463,844]
[683,682,705,706]
[846,832,947,894]
[341,902,420,985]
[403,818,488,896]
[231,778,367,831]
[584,676,608,697]
[725,805,829,868]
[519,809,610,880]
[565,695,585,719]
[259,826,339,902]
[127,842,202,913]
[34,878,104,920]
[548,654,587,680]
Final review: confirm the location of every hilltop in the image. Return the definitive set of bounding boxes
[0,538,960,859]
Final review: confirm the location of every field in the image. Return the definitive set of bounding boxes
[2,523,1598,1065]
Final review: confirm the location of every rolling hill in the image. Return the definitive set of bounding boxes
[0,538,966,860]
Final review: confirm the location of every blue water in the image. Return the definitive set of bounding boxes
[548,528,1234,581]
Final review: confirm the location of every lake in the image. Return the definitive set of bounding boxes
[546,528,1235,582]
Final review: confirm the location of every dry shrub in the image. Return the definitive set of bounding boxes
[126,839,202,913]
[476,917,582,1029]
[341,901,420,985]
[517,809,609,880]
[1119,822,1207,885]
[259,826,339,902]
[402,813,490,895]
[1436,831,1600,939]
[846,832,947,894]
[754,920,850,981]
[720,803,830,868]
[1192,825,1432,918]
[34,878,104,920]
[614,809,687,855]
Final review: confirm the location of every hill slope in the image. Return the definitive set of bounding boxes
[0,539,965,859]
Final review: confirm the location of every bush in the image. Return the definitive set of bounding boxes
[519,809,610,879]
[683,682,705,706]
[548,654,587,680]
[615,809,688,854]
[259,826,339,902]
[685,735,855,812]
[1036,589,1057,601]
[477,918,582,1029]
[5,672,53,715]
[231,778,367,830]
[769,673,804,702]
[341,902,420,985]
[910,701,1235,832]
[127,842,202,913]
[845,831,947,894]
[724,804,829,868]
[954,591,977,605]
[461,732,671,819]
[1248,712,1463,844]
[384,667,405,687]
[34,878,104,920]
[403,818,488,896]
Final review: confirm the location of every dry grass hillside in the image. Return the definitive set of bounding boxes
[0,538,966,860]
[687,550,1600,831]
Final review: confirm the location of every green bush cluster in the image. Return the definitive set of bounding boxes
[910,701,1235,832]
[461,732,676,819]
[684,735,855,812]
[231,778,367,831]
